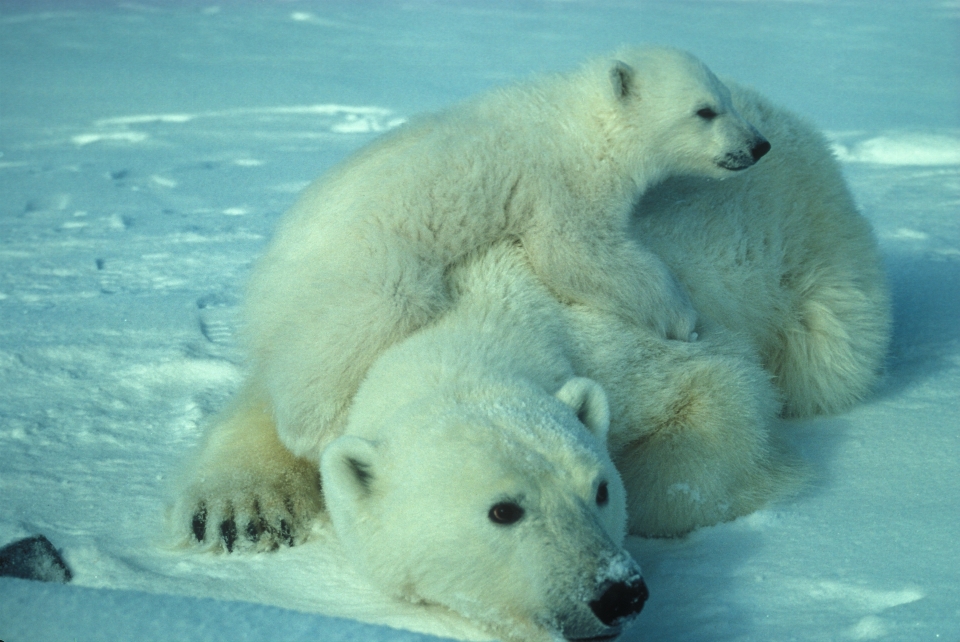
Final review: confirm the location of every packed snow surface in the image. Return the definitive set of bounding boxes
[1,1,958,641]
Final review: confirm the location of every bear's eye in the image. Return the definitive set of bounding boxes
[489,502,524,525]
[596,481,609,506]
[696,107,718,120]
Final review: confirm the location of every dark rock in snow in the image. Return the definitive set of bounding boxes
[0,535,72,583]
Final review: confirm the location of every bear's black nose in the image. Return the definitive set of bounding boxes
[751,139,772,161]
[589,578,649,627]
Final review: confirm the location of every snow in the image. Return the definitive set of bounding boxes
[1,1,958,640]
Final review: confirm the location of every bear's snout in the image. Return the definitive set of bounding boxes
[716,133,770,171]
[589,577,649,627]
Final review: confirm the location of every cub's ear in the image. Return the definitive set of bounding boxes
[555,377,611,442]
[320,436,379,506]
[610,60,636,101]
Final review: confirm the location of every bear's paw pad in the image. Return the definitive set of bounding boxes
[177,474,320,553]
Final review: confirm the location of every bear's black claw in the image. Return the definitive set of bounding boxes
[191,506,207,542]
[245,519,261,542]
[279,519,293,546]
[220,519,237,552]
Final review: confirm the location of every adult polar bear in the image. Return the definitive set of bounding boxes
[243,46,770,461]
[322,246,651,642]
[171,47,890,641]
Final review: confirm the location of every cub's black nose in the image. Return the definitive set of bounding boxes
[589,578,649,627]
[751,139,772,161]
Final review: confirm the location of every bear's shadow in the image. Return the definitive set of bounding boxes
[616,415,848,641]
[607,248,958,640]
[623,526,766,641]
[877,250,960,399]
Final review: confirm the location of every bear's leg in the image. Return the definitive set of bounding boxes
[256,246,450,459]
[523,226,698,342]
[170,383,322,552]
[566,311,800,537]
[767,267,891,418]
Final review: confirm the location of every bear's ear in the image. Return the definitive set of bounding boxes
[610,60,636,101]
[320,436,380,504]
[555,377,611,442]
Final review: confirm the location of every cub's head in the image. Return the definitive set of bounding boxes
[596,46,770,182]
[321,377,646,642]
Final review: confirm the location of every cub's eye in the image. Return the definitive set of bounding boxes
[489,502,524,525]
[596,481,609,507]
[696,107,718,120]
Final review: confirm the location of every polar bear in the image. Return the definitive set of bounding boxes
[180,242,654,642]
[170,51,889,641]
[632,81,891,420]
[566,80,890,536]
[242,46,770,460]
[321,245,649,642]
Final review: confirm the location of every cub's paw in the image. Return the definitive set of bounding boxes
[643,281,698,342]
[174,463,322,553]
[662,300,698,342]
[625,254,698,342]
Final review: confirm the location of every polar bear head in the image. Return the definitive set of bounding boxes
[321,377,647,641]
[593,46,770,183]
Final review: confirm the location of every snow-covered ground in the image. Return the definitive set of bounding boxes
[1,1,958,640]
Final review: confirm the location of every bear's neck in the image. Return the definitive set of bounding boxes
[529,79,656,207]
[346,244,573,441]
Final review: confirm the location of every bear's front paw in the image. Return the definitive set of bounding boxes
[649,287,698,342]
[174,465,322,553]
[667,305,699,342]
[624,253,698,341]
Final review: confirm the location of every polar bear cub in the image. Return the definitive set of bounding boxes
[242,46,770,460]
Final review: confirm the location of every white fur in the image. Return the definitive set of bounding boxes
[634,80,890,419]
[242,46,769,460]
[566,80,890,537]
[170,50,890,641]
[322,246,642,641]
